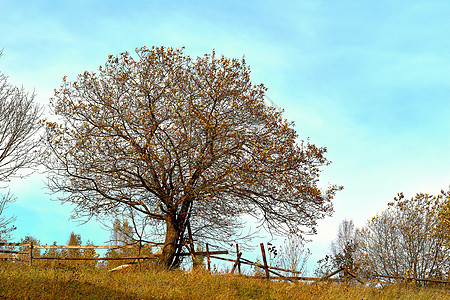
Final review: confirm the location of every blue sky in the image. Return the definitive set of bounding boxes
[1,0,449,271]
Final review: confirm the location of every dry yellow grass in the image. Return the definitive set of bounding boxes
[0,262,448,299]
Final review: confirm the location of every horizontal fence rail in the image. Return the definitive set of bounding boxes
[33,251,228,261]
[0,250,28,255]
[0,242,164,248]
[0,243,31,247]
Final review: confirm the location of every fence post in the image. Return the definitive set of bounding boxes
[230,252,242,274]
[29,242,33,266]
[236,244,241,275]
[206,243,211,272]
[260,243,270,280]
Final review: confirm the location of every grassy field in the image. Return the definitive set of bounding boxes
[0,262,449,299]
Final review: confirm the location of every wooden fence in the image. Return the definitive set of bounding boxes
[1,241,449,286]
[0,242,227,267]
[206,242,450,286]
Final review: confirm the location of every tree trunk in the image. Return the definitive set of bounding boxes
[157,219,180,269]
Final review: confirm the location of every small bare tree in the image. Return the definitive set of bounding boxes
[0,192,16,241]
[330,219,356,258]
[0,51,42,241]
[315,219,358,277]
[278,234,310,275]
[357,191,450,279]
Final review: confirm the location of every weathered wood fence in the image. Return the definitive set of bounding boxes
[0,242,227,266]
[1,241,449,286]
[207,242,450,286]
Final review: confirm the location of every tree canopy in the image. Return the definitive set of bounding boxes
[44,46,341,268]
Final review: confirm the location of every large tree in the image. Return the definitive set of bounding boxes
[44,46,341,268]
